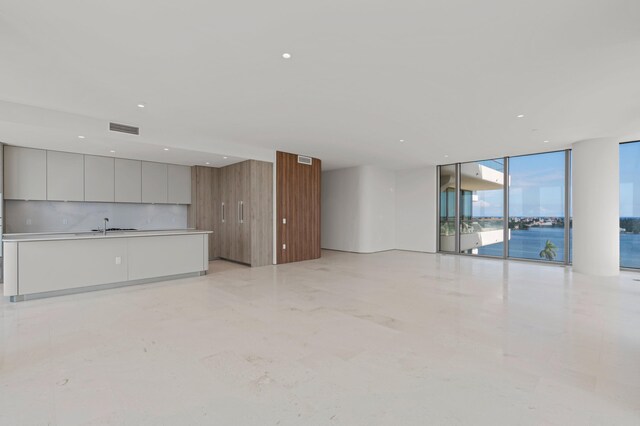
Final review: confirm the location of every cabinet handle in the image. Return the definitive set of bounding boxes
[241,201,244,224]
[238,201,241,223]
[221,202,225,223]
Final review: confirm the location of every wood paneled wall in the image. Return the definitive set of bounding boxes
[276,151,321,264]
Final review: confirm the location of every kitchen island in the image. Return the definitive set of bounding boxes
[3,229,212,301]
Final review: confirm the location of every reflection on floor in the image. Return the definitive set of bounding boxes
[1,251,639,425]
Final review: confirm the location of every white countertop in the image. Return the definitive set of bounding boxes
[3,229,213,242]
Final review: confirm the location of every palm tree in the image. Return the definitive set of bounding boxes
[539,240,558,261]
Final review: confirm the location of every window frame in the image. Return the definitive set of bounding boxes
[437,149,572,265]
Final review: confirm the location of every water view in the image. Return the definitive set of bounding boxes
[440,143,640,270]
[475,218,640,268]
[478,226,565,261]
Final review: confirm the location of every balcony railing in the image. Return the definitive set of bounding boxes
[440,218,503,236]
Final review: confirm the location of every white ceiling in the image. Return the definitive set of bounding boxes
[1,0,640,170]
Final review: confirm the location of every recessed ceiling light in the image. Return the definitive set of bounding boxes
[137,103,145,108]
[163,148,169,151]
[517,114,525,118]
[78,135,85,139]
[399,139,405,142]
[110,150,116,153]
[444,154,449,158]
[282,53,292,59]
[223,156,228,159]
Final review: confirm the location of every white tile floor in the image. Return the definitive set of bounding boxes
[1,250,639,425]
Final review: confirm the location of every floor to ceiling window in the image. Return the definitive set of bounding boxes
[459,159,504,256]
[438,150,571,264]
[620,141,640,269]
[508,151,567,263]
[439,164,457,252]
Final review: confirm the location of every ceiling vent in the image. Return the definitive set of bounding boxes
[109,122,139,135]
[297,155,313,166]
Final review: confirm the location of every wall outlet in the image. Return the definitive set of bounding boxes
[62,218,68,225]
[115,256,122,265]
[26,218,32,225]
[282,244,286,250]
[282,218,287,224]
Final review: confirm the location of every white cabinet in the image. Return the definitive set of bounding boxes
[47,151,84,201]
[4,146,47,200]
[85,155,115,202]
[4,146,191,205]
[115,159,142,203]
[141,161,168,203]
[168,164,191,204]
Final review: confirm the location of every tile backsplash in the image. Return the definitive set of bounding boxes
[5,200,188,233]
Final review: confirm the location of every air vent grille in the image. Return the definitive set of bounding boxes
[109,122,139,135]
[297,155,312,165]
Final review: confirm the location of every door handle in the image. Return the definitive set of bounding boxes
[221,202,225,223]
[240,201,244,224]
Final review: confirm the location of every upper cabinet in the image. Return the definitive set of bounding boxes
[85,155,115,202]
[47,151,85,202]
[3,146,192,204]
[141,162,168,204]
[115,159,142,203]
[168,164,191,204]
[4,146,47,200]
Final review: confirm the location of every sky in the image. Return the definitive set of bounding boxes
[620,142,640,217]
[468,143,640,218]
[471,151,566,217]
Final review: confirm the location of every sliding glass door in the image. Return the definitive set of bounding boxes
[508,152,566,263]
[438,150,571,264]
[439,164,457,253]
[459,159,504,256]
[620,141,640,269]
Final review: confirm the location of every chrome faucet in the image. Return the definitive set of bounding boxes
[102,217,109,236]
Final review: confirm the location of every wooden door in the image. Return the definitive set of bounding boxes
[250,161,274,266]
[219,165,231,259]
[276,151,321,264]
[223,162,242,262]
[238,161,252,264]
[210,167,221,259]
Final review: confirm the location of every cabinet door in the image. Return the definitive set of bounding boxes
[238,161,251,264]
[193,166,217,260]
[4,146,47,200]
[249,160,273,267]
[85,155,115,202]
[229,163,243,262]
[47,151,84,201]
[141,162,168,204]
[167,164,192,204]
[115,159,142,203]
[219,165,231,259]
[210,167,221,259]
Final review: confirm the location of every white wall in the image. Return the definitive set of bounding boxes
[322,167,362,252]
[359,166,396,253]
[322,165,396,253]
[322,164,439,254]
[5,200,187,233]
[395,166,438,253]
[572,138,620,276]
